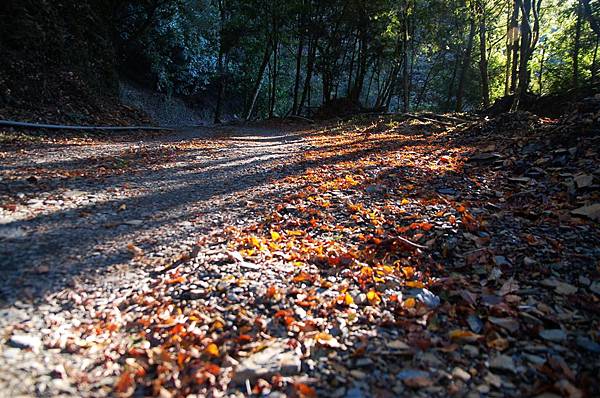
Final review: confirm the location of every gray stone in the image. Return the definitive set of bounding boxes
[452,367,471,382]
[489,355,516,373]
[539,329,567,343]
[232,340,301,384]
[8,334,42,351]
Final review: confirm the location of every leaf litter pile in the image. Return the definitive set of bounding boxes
[3,105,600,398]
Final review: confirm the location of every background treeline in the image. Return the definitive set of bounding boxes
[1,0,599,121]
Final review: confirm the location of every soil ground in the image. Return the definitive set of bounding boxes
[0,117,598,398]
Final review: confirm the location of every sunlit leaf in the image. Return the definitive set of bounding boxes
[205,343,219,357]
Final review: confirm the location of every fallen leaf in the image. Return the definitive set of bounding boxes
[449,329,481,343]
[294,383,317,398]
[366,290,381,305]
[205,343,220,357]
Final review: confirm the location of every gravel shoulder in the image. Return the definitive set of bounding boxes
[0,124,310,396]
[1,116,598,398]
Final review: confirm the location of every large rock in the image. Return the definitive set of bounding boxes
[8,333,42,351]
[232,340,301,384]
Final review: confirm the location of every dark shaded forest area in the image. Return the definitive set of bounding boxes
[1,0,599,123]
[1,1,600,398]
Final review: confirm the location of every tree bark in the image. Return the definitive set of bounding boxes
[504,1,512,96]
[582,0,600,38]
[214,0,227,124]
[538,45,545,94]
[478,0,490,108]
[298,37,317,114]
[456,10,476,112]
[573,0,583,88]
[269,35,278,118]
[401,0,411,112]
[592,36,599,82]
[245,40,272,120]
[292,23,304,115]
[509,0,520,94]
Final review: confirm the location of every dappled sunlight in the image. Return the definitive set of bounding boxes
[95,118,516,396]
[1,114,598,397]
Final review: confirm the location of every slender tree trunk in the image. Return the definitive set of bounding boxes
[478,1,490,108]
[446,53,460,111]
[415,61,436,110]
[351,26,368,102]
[509,0,520,93]
[415,51,444,109]
[401,1,410,112]
[538,45,545,94]
[573,0,583,88]
[214,0,227,124]
[374,67,385,107]
[298,37,317,114]
[269,38,278,118]
[504,1,513,96]
[512,0,531,111]
[385,68,399,110]
[592,36,599,82]
[214,49,226,123]
[456,12,476,112]
[365,57,380,107]
[347,35,358,95]
[292,30,304,115]
[582,0,600,38]
[246,40,272,120]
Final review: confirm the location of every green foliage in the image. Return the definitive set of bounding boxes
[1,0,596,117]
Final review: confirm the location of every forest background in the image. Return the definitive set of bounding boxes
[1,0,599,123]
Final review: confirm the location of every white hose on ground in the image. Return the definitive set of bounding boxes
[0,120,179,131]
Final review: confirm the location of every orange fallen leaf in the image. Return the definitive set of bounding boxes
[449,329,481,343]
[204,363,221,376]
[127,243,144,257]
[344,292,354,306]
[293,271,313,283]
[401,266,415,279]
[115,371,134,395]
[166,276,186,284]
[367,290,381,305]
[266,285,278,298]
[403,297,416,308]
[205,343,220,357]
[294,383,317,398]
[270,230,281,241]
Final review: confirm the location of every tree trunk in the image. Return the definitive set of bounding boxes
[245,40,272,120]
[573,0,583,88]
[292,27,304,115]
[365,57,380,107]
[592,36,599,82]
[415,60,436,109]
[456,12,476,112]
[269,37,278,118]
[538,45,545,94]
[214,49,226,123]
[351,27,368,102]
[347,34,358,95]
[509,0,520,94]
[478,0,490,108]
[512,0,531,111]
[445,53,460,111]
[582,0,600,38]
[504,1,512,96]
[214,0,227,124]
[298,37,317,114]
[401,0,410,112]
